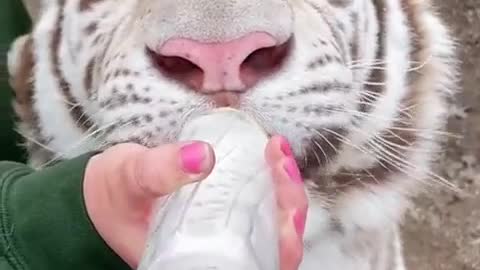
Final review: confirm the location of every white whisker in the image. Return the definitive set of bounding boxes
[38,119,132,168]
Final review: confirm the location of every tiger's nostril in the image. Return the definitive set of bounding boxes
[240,41,290,88]
[243,42,290,71]
[147,49,204,89]
[147,32,291,96]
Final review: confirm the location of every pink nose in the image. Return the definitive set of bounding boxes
[151,32,288,95]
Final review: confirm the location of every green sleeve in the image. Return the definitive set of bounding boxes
[0,155,132,270]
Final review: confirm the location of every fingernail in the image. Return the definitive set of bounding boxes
[180,142,207,174]
[284,158,303,184]
[280,136,293,157]
[293,209,307,237]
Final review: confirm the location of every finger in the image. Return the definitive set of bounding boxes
[273,159,308,270]
[91,141,215,208]
[266,136,308,269]
[267,136,307,236]
[279,217,304,270]
[127,141,215,198]
[271,157,308,236]
[265,135,294,165]
[267,136,307,217]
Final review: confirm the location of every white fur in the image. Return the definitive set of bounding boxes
[32,3,97,159]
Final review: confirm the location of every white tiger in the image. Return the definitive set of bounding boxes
[7,0,458,269]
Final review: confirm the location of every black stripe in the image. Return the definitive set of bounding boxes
[358,0,386,113]
[280,81,352,99]
[307,54,343,69]
[327,0,351,8]
[401,0,424,86]
[51,0,94,130]
[349,11,360,63]
[306,0,348,57]
[79,0,104,11]
[84,58,95,96]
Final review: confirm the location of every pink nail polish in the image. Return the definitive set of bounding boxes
[293,209,307,237]
[284,158,303,184]
[280,137,293,157]
[180,142,206,174]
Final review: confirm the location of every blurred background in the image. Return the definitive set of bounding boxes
[402,1,480,269]
[0,0,479,269]
[0,0,31,163]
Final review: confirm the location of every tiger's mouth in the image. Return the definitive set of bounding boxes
[205,92,242,108]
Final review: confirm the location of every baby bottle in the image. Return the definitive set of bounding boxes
[137,108,279,270]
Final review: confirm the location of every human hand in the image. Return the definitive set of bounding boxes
[266,135,308,270]
[83,137,307,270]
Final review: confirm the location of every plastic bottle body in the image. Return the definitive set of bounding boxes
[137,109,279,270]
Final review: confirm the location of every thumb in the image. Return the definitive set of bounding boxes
[86,142,215,214]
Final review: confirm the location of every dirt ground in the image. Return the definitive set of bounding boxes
[402,1,480,269]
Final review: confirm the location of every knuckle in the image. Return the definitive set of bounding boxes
[109,142,146,155]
